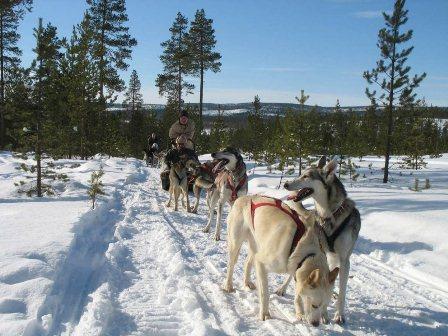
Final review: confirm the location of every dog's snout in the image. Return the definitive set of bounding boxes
[283,182,289,189]
[311,320,320,327]
[211,152,216,158]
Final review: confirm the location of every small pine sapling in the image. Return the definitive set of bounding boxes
[409,177,420,192]
[88,167,106,209]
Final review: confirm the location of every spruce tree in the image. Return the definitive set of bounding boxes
[364,0,426,183]
[188,9,221,121]
[156,12,193,114]
[86,0,137,103]
[0,0,32,148]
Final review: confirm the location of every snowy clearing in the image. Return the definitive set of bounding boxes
[0,152,447,335]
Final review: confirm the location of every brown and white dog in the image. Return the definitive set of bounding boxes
[166,159,197,212]
[201,147,248,241]
[223,195,339,326]
[190,160,220,214]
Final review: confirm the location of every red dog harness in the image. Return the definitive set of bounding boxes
[227,175,247,203]
[251,198,306,255]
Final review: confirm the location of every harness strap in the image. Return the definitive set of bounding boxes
[227,174,247,203]
[293,253,316,281]
[325,211,353,252]
[250,198,306,255]
[174,169,185,183]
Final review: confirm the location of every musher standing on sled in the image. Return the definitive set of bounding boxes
[169,110,195,149]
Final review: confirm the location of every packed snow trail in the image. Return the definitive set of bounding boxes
[41,166,448,335]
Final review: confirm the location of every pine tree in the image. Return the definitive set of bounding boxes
[86,0,137,103]
[0,0,32,148]
[156,12,193,115]
[294,90,310,174]
[364,0,426,183]
[63,13,100,159]
[123,69,144,157]
[332,99,349,177]
[30,18,63,197]
[88,167,105,209]
[188,9,221,122]
[209,105,227,151]
[247,95,264,161]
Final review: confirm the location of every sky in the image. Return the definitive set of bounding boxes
[17,0,448,106]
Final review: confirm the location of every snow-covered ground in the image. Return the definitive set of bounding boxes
[0,151,447,335]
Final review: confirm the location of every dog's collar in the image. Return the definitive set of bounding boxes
[227,159,244,174]
[321,199,350,227]
[294,253,316,280]
[297,253,316,270]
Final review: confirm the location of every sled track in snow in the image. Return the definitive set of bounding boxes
[26,168,147,336]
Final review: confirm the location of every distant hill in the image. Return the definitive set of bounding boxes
[108,102,448,120]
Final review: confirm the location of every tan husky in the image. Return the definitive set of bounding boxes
[166,160,196,212]
[223,195,339,326]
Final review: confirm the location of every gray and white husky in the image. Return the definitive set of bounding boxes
[279,156,361,325]
[201,147,248,241]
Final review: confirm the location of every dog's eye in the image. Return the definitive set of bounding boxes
[312,304,319,309]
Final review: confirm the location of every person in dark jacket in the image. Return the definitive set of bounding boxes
[145,133,159,166]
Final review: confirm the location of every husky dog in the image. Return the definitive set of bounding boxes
[166,159,197,212]
[278,156,361,325]
[202,147,248,241]
[190,160,219,214]
[223,195,339,326]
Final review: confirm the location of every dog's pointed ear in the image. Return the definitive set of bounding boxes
[324,159,338,179]
[317,156,326,169]
[307,269,320,288]
[328,267,339,284]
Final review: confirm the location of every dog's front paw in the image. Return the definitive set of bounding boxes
[165,202,171,207]
[259,311,271,321]
[202,226,210,233]
[244,281,256,290]
[321,313,330,325]
[275,286,287,296]
[190,207,197,214]
[333,313,346,325]
[222,283,235,293]
[214,234,221,241]
[296,313,304,321]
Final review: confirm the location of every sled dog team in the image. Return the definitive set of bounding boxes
[164,148,361,327]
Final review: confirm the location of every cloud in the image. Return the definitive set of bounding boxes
[353,10,386,19]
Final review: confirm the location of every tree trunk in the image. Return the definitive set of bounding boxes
[36,18,43,197]
[199,63,204,122]
[0,13,5,149]
[383,32,397,183]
